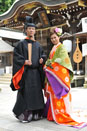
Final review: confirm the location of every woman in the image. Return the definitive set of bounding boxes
[44,27,87,128]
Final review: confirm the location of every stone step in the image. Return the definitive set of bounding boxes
[0,74,12,78]
[0,81,11,84]
[0,73,12,84]
[3,73,12,76]
[0,78,11,81]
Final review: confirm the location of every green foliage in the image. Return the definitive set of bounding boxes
[0,0,15,15]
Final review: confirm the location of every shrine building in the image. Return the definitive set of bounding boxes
[0,0,87,87]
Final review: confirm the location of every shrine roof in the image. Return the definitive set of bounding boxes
[0,0,77,20]
[0,38,14,53]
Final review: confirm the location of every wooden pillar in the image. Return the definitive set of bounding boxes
[69,22,77,69]
[84,37,87,88]
[10,52,13,66]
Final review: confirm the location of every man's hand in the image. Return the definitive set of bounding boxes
[25,60,32,66]
[39,58,43,64]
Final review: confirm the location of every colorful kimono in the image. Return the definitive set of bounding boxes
[44,43,87,128]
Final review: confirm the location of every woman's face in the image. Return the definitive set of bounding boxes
[50,33,60,45]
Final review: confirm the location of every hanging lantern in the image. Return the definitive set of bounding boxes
[82,17,87,32]
[63,40,72,52]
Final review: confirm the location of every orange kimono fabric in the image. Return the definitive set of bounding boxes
[44,43,87,128]
[12,65,24,90]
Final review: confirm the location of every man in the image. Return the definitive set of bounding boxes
[10,16,45,123]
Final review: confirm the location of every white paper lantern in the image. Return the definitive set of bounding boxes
[63,40,72,52]
[82,17,87,32]
[82,43,87,57]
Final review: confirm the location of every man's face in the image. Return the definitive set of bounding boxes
[26,27,36,37]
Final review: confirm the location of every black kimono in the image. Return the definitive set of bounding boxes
[10,39,45,116]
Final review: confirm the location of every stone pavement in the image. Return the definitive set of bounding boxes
[0,84,87,131]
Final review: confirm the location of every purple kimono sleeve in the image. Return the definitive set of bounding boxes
[46,71,69,99]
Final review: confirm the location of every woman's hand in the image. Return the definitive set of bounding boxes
[43,87,49,99]
[24,60,32,66]
[39,58,43,64]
